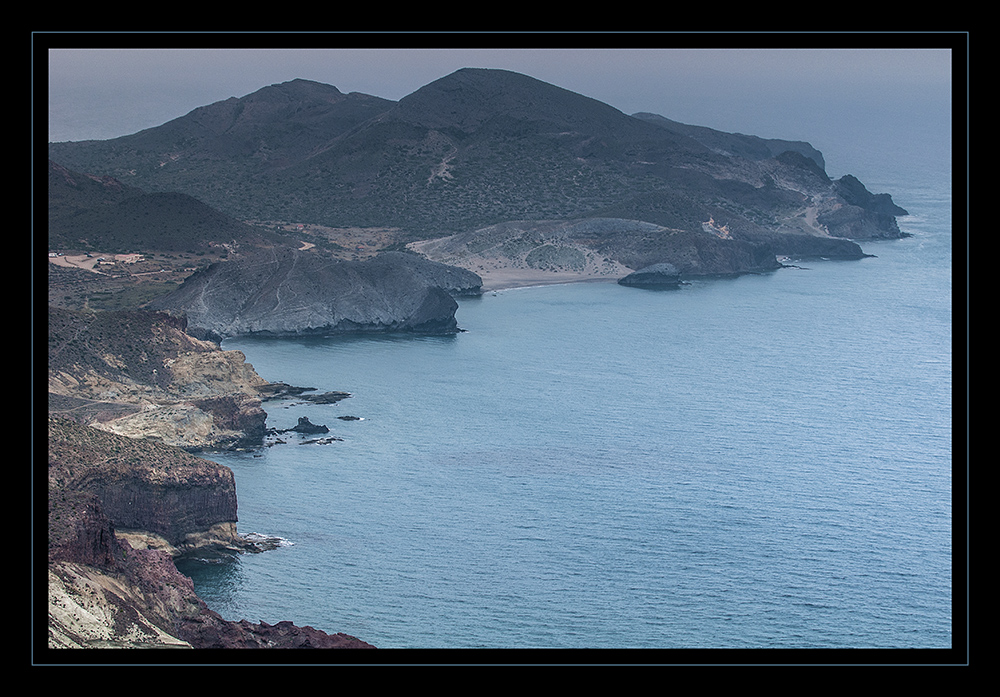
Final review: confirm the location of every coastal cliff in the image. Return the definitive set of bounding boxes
[618,263,683,288]
[43,66,915,653]
[44,255,480,650]
[48,306,273,451]
[45,307,379,650]
[148,248,483,341]
[48,416,243,559]
[47,417,375,649]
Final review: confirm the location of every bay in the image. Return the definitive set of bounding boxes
[179,198,953,649]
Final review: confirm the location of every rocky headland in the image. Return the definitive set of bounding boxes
[45,305,378,650]
[617,263,684,289]
[47,416,375,650]
[148,248,483,342]
[48,306,273,451]
[44,247,484,651]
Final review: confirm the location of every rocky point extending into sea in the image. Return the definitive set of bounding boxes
[45,304,382,651]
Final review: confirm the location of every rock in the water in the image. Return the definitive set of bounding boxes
[300,391,352,404]
[618,263,682,288]
[288,416,329,434]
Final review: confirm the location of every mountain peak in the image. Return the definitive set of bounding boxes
[390,66,632,135]
[244,78,345,103]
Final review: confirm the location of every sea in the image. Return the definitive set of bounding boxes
[176,125,957,655]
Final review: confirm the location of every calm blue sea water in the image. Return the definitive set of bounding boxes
[178,147,954,652]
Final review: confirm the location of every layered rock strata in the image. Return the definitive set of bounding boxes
[48,306,270,451]
[48,416,243,557]
[46,416,376,650]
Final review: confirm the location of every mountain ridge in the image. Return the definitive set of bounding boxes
[49,67,909,280]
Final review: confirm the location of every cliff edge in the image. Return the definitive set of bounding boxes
[149,249,483,342]
[44,309,379,651]
[48,306,274,451]
[47,417,375,650]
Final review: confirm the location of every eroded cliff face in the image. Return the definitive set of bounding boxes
[48,307,270,451]
[147,249,483,342]
[44,308,380,650]
[48,552,377,650]
[48,416,240,554]
[47,415,232,648]
[46,416,377,650]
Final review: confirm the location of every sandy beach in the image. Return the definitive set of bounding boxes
[475,267,625,292]
[407,235,634,293]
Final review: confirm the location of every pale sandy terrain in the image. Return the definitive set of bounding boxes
[408,232,633,292]
[473,267,625,292]
[48,253,111,274]
[48,253,148,274]
[48,561,192,649]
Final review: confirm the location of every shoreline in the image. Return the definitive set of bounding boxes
[473,268,626,293]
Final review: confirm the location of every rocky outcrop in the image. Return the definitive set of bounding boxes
[49,551,376,650]
[836,174,908,218]
[48,416,242,556]
[148,248,482,342]
[48,306,273,451]
[44,308,378,650]
[285,416,329,434]
[618,263,683,288]
[46,416,376,650]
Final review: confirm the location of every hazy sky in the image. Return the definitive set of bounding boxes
[40,41,957,181]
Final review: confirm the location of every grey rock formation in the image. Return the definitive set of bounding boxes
[286,416,329,434]
[149,249,482,341]
[618,263,683,288]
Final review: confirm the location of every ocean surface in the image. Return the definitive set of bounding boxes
[178,143,955,653]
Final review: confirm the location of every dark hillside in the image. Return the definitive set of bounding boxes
[49,68,908,251]
[47,160,287,253]
[633,112,827,170]
[261,69,724,235]
[48,79,396,221]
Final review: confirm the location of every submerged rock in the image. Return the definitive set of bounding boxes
[300,391,352,404]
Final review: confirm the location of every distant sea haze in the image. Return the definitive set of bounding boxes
[181,140,952,649]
